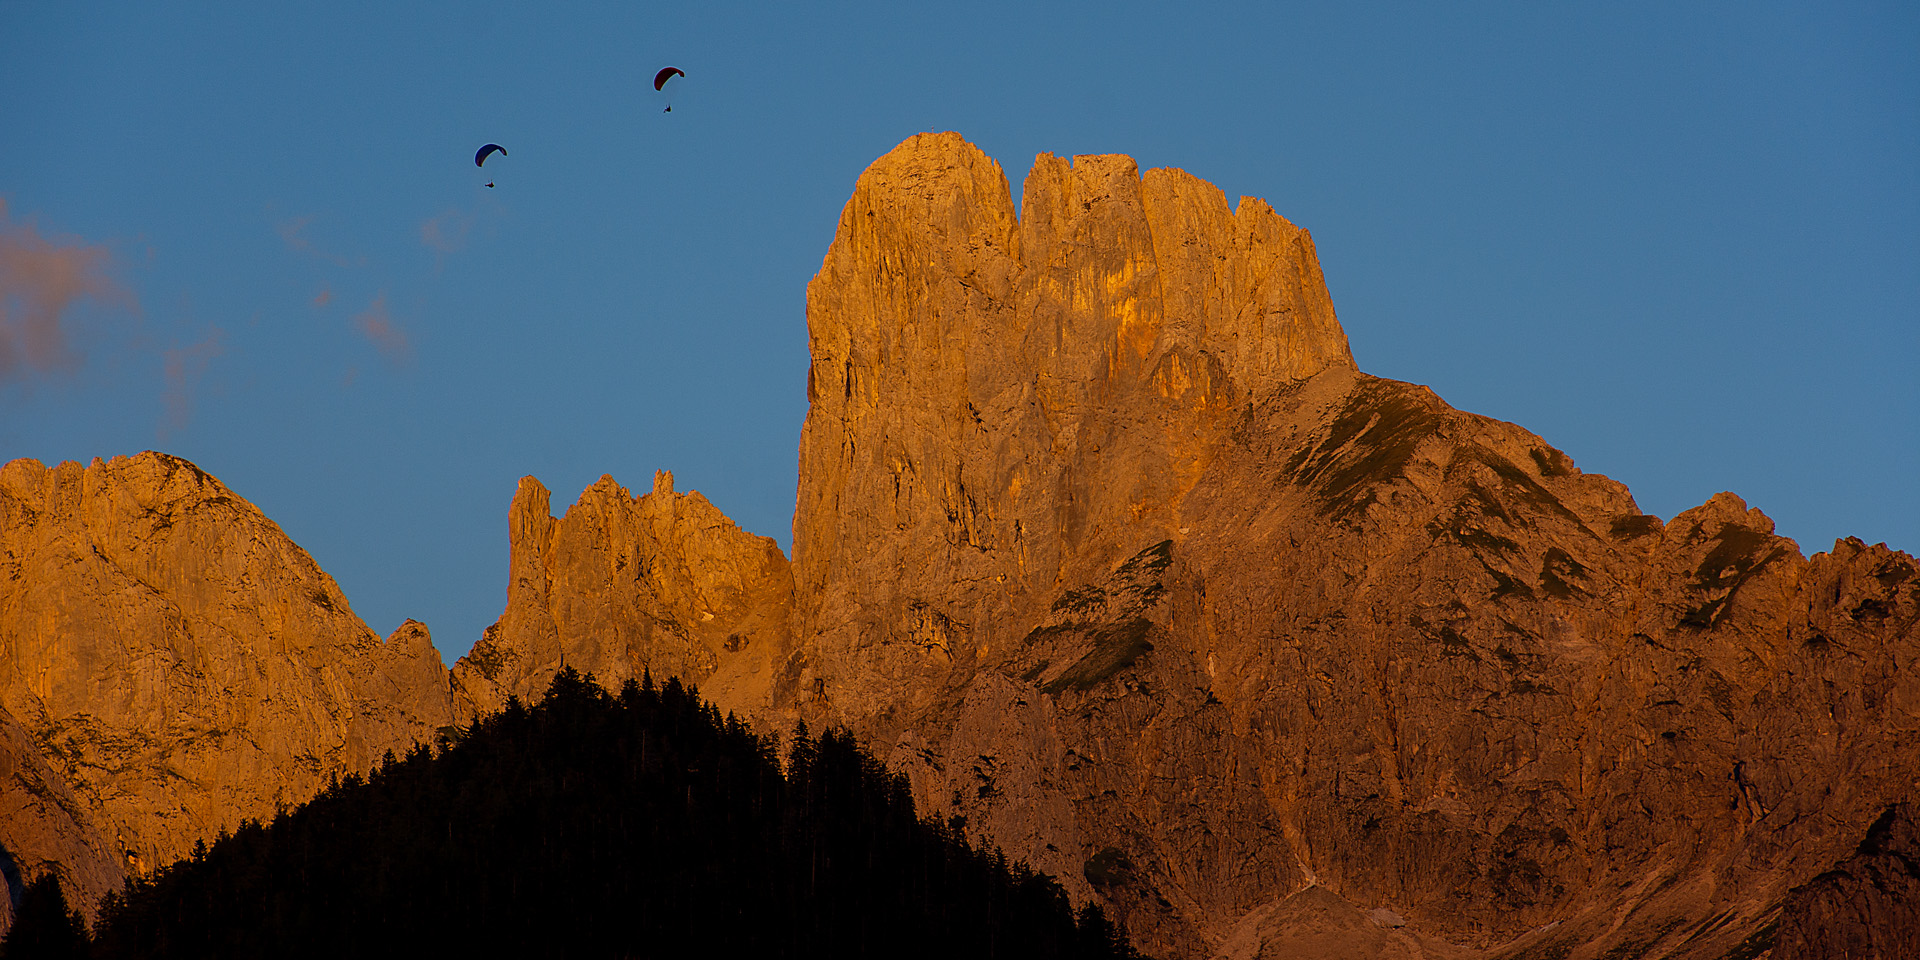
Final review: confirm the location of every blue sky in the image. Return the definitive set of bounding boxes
[3,1,1914,663]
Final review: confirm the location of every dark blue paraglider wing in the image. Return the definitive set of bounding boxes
[475,144,507,167]
[653,67,684,91]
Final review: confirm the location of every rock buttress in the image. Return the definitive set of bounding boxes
[450,470,793,722]
[793,132,1355,725]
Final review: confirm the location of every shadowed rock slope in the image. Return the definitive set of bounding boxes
[1767,803,1920,960]
[0,452,453,921]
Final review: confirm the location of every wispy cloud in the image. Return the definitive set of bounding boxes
[274,214,363,268]
[313,287,333,308]
[159,326,225,439]
[275,215,315,253]
[420,208,474,255]
[0,199,136,383]
[352,291,411,364]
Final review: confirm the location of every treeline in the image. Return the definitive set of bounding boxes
[3,670,1144,960]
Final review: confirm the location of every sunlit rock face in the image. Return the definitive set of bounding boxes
[0,452,452,886]
[454,135,1918,958]
[449,469,793,723]
[8,134,1914,960]
[0,699,122,927]
[791,134,1354,728]
[774,134,1920,959]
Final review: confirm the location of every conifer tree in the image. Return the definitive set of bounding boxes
[2,873,88,960]
[82,669,1151,959]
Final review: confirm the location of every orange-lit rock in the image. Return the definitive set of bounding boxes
[0,452,452,882]
[450,469,792,722]
[0,700,121,927]
[5,134,1915,960]
[450,135,1918,958]
[775,134,1919,958]
[792,133,1353,726]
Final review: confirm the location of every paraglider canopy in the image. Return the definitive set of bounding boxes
[653,67,684,91]
[474,144,507,167]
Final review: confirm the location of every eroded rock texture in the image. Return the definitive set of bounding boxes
[0,700,121,928]
[449,469,792,722]
[792,134,1352,727]
[775,135,1919,958]
[1769,804,1920,960]
[0,453,452,888]
[12,133,1914,959]
[441,135,1916,957]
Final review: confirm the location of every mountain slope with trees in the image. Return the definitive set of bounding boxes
[24,670,1142,960]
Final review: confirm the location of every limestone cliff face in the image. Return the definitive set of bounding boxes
[0,700,122,928]
[779,135,1920,959]
[450,469,792,722]
[1769,804,1920,960]
[1022,375,1919,959]
[285,134,1915,959]
[0,452,452,878]
[793,132,1352,723]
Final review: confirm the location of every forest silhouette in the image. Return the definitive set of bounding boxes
[4,669,1144,959]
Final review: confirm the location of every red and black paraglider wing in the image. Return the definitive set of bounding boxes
[475,143,507,167]
[653,67,684,91]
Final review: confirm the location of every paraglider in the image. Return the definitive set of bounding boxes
[654,67,684,111]
[476,144,506,187]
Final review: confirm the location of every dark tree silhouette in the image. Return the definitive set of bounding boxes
[2,873,89,960]
[84,668,1149,960]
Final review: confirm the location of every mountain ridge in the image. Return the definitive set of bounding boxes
[3,132,1913,958]
[0,451,452,910]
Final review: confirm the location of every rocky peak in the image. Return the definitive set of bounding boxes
[451,471,793,722]
[6,133,1913,960]
[778,135,1918,958]
[794,132,1355,723]
[0,451,451,879]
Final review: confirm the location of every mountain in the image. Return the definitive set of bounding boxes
[447,134,1918,958]
[2,132,1913,958]
[0,452,452,918]
[448,469,792,723]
